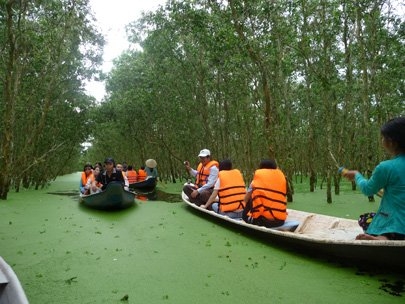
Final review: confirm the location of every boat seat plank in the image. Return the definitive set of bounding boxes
[293,214,315,234]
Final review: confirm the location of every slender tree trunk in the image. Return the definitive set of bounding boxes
[229,0,275,158]
[0,1,20,199]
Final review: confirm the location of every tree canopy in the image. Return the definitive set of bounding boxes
[87,0,404,202]
[0,0,104,199]
[1,0,404,202]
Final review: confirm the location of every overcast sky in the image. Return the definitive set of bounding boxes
[86,0,165,102]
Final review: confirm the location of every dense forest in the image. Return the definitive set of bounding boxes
[1,0,404,201]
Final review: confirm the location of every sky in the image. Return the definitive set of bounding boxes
[86,0,166,102]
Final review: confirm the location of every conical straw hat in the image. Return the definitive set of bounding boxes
[145,159,157,168]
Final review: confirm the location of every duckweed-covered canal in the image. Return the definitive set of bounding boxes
[0,173,404,303]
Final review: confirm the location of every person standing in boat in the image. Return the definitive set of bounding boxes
[200,159,246,219]
[342,117,405,241]
[242,159,288,228]
[80,163,94,195]
[183,148,219,206]
[95,158,125,191]
[145,159,158,179]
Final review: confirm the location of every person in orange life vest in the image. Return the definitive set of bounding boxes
[126,165,138,184]
[201,159,246,219]
[89,164,103,194]
[137,166,147,182]
[242,159,287,228]
[80,163,93,195]
[116,162,129,190]
[95,157,125,190]
[183,149,219,206]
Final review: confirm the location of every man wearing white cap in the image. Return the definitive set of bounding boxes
[183,149,219,206]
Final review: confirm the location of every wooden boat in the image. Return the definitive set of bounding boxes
[80,182,135,210]
[128,177,157,193]
[182,192,405,269]
[0,257,29,304]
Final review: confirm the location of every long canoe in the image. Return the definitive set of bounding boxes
[182,192,405,269]
[128,177,157,193]
[0,257,29,304]
[80,182,135,210]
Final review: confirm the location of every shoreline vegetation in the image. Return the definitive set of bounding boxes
[1,173,404,303]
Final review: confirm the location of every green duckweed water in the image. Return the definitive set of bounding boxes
[0,173,404,303]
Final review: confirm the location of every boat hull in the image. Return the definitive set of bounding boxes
[128,177,157,193]
[0,257,29,304]
[80,182,135,210]
[182,192,405,269]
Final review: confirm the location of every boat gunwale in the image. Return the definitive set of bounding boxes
[182,192,405,248]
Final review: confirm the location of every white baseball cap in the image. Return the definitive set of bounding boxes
[198,149,211,157]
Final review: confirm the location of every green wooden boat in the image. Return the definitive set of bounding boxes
[80,182,135,210]
[128,177,157,193]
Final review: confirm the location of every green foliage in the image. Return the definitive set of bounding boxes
[88,0,404,203]
[0,0,104,198]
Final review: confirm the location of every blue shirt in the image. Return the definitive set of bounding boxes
[355,154,405,235]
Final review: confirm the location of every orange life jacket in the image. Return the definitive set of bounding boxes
[81,172,93,186]
[195,160,219,187]
[218,169,246,212]
[126,170,138,183]
[138,169,147,182]
[248,168,287,221]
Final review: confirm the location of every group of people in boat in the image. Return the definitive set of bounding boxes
[183,116,405,241]
[80,158,158,195]
[183,149,289,229]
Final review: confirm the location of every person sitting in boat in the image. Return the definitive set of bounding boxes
[183,149,219,206]
[145,159,158,180]
[116,162,129,190]
[342,116,405,241]
[137,166,147,182]
[89,164,103,194]
[126,165,138,184]
[242,159,287,228]
[94,162,103,173]
[122,161,128,172]
[201,159,246,219]
[80,163,94,195]
[95,158,125,191]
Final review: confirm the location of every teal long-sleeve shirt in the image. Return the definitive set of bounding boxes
[355,154,405,236]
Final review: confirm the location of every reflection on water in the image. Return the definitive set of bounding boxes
[135,189,181,203]
[48,189,181,203]
[47,190,81,201]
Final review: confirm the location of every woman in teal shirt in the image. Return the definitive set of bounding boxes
[344,117,405,240]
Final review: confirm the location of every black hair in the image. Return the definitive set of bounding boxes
[83,163,93,171]
[381,117,405,151]
[259,159,277,169]
[219,159,232,171]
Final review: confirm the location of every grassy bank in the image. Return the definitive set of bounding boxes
[0,173,403,303]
